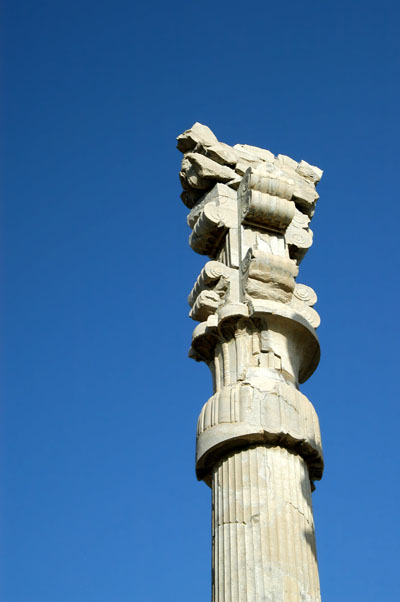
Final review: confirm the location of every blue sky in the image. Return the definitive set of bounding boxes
[2,1,400,600]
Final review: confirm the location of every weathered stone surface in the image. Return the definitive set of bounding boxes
[189,290,221,322]
[275,153,299,170]
[177,122,218,152]
[188,260,231,308]
[198,141,238,166]
[296,159,323,183]
[180,156,212,191]
[234,143,275,163]
[212,447,321,602]
[291,283,320,328]
[186,152,237,182]
[187,183,237,229]
[177,123,324,602]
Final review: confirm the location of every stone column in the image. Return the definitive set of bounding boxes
[177,123,324,602]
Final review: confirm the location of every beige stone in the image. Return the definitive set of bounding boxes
[296,160,323,184]
[234,143,275,163]
[177,123,324,602]
[177,122,218,152]
[197,141,238,166]
[186,152,237,182]
[212,447,320,602]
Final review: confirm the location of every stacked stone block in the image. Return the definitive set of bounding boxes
[178,123,324,602]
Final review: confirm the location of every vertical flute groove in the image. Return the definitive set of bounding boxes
[212,446,321,602]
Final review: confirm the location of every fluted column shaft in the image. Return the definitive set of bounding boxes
[212,445,320,602]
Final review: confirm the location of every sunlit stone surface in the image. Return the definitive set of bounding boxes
[178,123,324,601]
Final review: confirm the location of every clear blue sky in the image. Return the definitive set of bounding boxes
[2,1,400,601]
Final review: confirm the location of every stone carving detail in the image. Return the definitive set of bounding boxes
[241,249,299,304]
[291,283,321,329]
[238,167,296,233]
[177,123,324,602]
[188,261,231,322]
[188,261,231,307]
[286,208,314,263]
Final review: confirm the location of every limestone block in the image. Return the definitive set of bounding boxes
[195,141,238,167]
[275,153,299,170]
[248,253,298,283]
[180,156,212,191]
[234,158,263,177]
[241,250,298,304]
[232,146,271,178]
[187,183,237,229]
[296,159,323,184]
[186,152,237,182]
[234,143,275,163]
[292,180,319,207]
[177,122,218,152]
[255,232,287,258]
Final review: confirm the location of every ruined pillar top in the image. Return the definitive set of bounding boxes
[177,123,324,484]
[177,123,323,375]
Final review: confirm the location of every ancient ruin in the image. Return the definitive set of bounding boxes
[177,123,324,601]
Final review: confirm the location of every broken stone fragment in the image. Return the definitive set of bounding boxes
[285,222,313,263]
[234,144,275,163]
[180,155,214,191]
[189,289,222,322]
[186,152,237,182]
[180,166,211,191]
[275,154,299,170]
[291,207,310,229]
[296,160,323,184]
[188,260,231,308]
[186,165,213,190]
[246,277,294,303]
[194,141,238,167]
[176,122,218,153]
[187,184,237,229]
[292,180,319,211]
[235,158,263,176]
